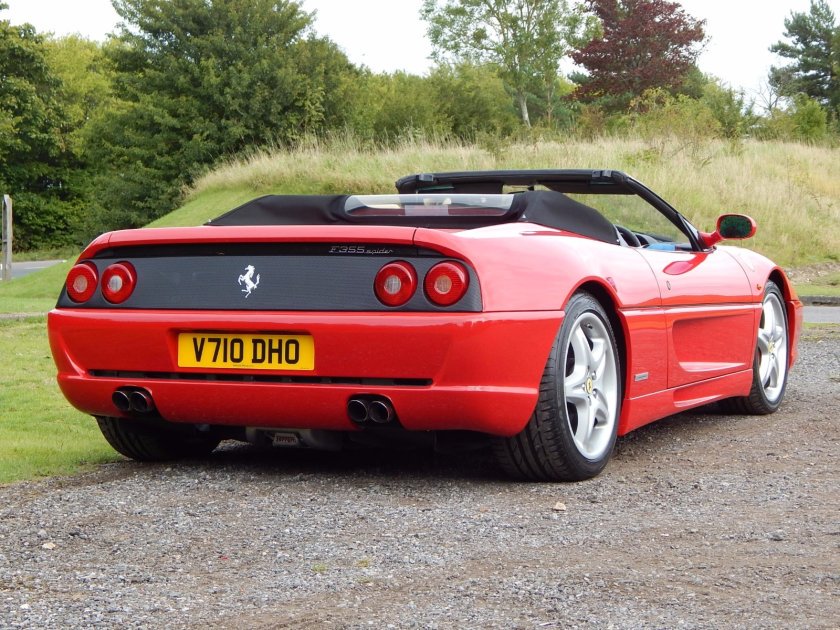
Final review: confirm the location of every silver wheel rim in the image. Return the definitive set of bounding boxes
[757,292,787,403]
[562,312,619,460]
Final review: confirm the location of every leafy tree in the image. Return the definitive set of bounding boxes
[87,0,357,226]
[769,0,839,119]
[338,64,519,143]
[421,0,596,127]
[571,0,706,111]
[628,88,721,147]
[701,81,756,139]
[430,63,520,138]
[757,94,830,142]
[349,71,450,141]
[40,36,120,241]
[0,4,83,249]
[43,36,113,155]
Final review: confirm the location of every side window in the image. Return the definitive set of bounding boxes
[566,193,688,245]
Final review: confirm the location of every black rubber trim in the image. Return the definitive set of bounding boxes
[92,243,435,259]
[88,370,432,386]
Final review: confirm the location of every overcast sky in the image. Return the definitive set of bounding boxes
[4,0,840,98]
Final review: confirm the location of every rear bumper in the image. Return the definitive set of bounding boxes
[48,309,562,436]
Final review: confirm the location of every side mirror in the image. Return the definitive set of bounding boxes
[700,214,757,247]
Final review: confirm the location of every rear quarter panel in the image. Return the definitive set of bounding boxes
[415,224,661,312]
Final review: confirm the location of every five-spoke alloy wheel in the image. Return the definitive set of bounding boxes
[727,280,789,414]
[495,291,621,481]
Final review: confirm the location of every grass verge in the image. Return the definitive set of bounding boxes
[11,245,79,262]
[801,323,840,342]
[0,316,117,484]
[795,272,840,297]
[0,261,72,314]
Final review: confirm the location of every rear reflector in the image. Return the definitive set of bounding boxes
[374,261,417,307]
[65,263,98,303]
[101,262,137,304]
[424,261,469,306]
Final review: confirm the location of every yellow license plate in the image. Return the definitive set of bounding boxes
[177,333,314,371]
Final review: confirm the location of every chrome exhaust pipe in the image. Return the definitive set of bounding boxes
[347,399,370,423]
[368,399,394,424]
[129,389,155,414]
[112,389,131,413]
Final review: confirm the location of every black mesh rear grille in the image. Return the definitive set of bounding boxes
[59,250,482,312]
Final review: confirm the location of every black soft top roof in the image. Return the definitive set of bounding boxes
[207,194,349,227]
[207,190,618,244]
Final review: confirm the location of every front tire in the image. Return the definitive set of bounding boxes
[726,281,789,414]
[494,292,621,481]
[96,416,220,461]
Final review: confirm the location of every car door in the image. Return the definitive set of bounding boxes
[637,248,756,389]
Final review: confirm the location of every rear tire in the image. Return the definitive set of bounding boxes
[96,416,220,461]
[494,292,621,481]
[725,281,789,415]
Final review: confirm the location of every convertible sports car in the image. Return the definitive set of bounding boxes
[48,169,802,481]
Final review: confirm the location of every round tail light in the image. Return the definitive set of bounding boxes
[425,261,469,306]
[374,261,417,307]
[65,263,98,303]
[101,262,137,304]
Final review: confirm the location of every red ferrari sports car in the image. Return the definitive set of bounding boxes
[48,170,802,481]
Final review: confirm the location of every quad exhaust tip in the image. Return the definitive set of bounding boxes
[112,389,131,412]
[129,389,154,414]
[347,396,396,425]
[113,387,155,415]
[347,398,370,423]
[368,400,394,424]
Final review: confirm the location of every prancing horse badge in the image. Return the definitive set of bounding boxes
[237,264,260,298]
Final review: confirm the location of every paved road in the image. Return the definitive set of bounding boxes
[803,305,840,324]
[2,260,839,323]
[1,259,65,280]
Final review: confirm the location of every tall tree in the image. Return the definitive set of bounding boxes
[43,36,113,155]
[431,63,521,137]
[0,3,82,249]
[87,0,357,226]
[769,0,839,118]
[571,0,705,111]
[421,0,595,127]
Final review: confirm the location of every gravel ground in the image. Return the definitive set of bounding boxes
[1,332,838,629]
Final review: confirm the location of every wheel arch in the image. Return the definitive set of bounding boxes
[766,268,800,369]
[768,268,791,301]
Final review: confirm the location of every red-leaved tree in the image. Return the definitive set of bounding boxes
[571,0,705,109]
